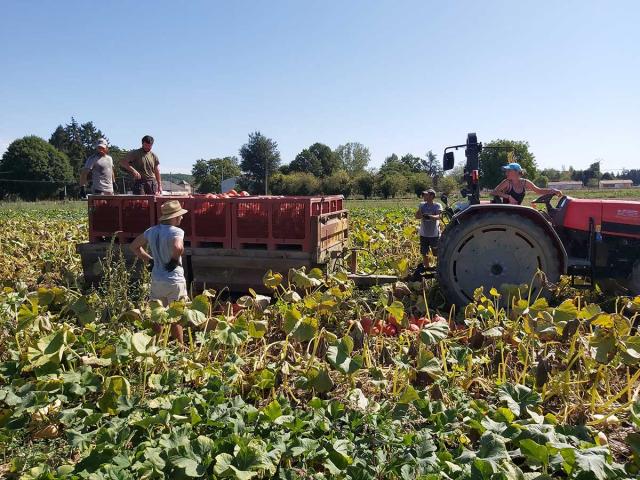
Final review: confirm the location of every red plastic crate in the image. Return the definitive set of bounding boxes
[231,195,344,251]
[232,199,271,247]
[88,195,156,243]
[191,197,232,248]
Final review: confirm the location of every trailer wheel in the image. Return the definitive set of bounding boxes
[437,210,561,307]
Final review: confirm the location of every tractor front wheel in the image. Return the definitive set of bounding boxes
[437,210,561,307]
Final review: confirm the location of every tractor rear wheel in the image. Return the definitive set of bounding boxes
[629,261,640,296]
[437,210,561,306]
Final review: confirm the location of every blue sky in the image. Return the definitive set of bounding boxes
[1,1,638,174]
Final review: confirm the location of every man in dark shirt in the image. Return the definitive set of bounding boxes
[120,135,162,194]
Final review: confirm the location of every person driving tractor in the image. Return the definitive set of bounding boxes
[491,162,562,205]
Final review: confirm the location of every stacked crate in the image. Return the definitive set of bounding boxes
[88,195,156,243]
[87,194,344,254]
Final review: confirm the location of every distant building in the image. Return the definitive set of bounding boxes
[599,179,633,189]
[548,181,583,190]
[161,179,192,194]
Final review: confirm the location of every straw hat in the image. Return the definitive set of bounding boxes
[159,200,188,221]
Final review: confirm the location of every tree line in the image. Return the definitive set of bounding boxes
[2,118,632,201]
[192,131,461,198]
[538,162,640,187]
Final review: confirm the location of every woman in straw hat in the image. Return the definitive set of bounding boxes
[131,200,189,343]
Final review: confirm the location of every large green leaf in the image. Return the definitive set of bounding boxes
[131,331,152,356]
[419,320,449,346]
[262,399,282,422]
[552,299,578,323]
[476,432,510,468]
[182,308,207,328]
[398,385,420,404]
[589,329,617,364]
[327,336,362,375]
[170,454,205,477]
[519,438,549,467]
[620,336,640,365]
[385,300,404,322]
[190,294,210,315]
[307,367,334,393]
[497,384,541,417]
[98,375,131,414]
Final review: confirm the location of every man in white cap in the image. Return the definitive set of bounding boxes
[79,138,115,195]
[130,200,189,342]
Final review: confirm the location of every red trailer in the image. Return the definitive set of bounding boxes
[77,194,349,293]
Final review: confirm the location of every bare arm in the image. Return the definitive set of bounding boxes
[120,153,141,180]
[154,164,162,193]
[524,180,562,196]
[130,234,153,262]
[416,205,440,220]
[490,179,511,200]
[79,168,90,187]
[171,236,184,261]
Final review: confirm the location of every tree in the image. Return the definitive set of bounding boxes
[571,161,602,186]
[289,148,323,177]
[535,174,549,187]
[354,171,375,199]
[334,142,370,174]
[290,143,339,177]
[322,170,352,196]
[478,139,537,189]
[399,153,422,173]
[49,118,111,176]
[409,172,432,197]
[271,172,321,195]
[379,154,412,177]
[0,136,73,200]
[439,175,460,195]
[420,150,442,186]
[540,168,561,182]
[239,132,281,194]
[378,173,408,198]
[191,157,241,193]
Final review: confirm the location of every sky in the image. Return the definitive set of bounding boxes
[1,0,638,174]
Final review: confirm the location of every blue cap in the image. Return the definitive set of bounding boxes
[502,162,522,172]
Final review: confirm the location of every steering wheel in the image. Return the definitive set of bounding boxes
[532,193,566,217]
[532,193,556,206]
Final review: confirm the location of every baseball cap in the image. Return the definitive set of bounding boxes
[95,138,108,149]
[422,188,436,195]
[502,162,522,172]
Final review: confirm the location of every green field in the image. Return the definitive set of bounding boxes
[0,187,637,215]
[1,200,639,479]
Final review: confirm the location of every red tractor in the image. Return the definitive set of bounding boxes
[437,133,640,306]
